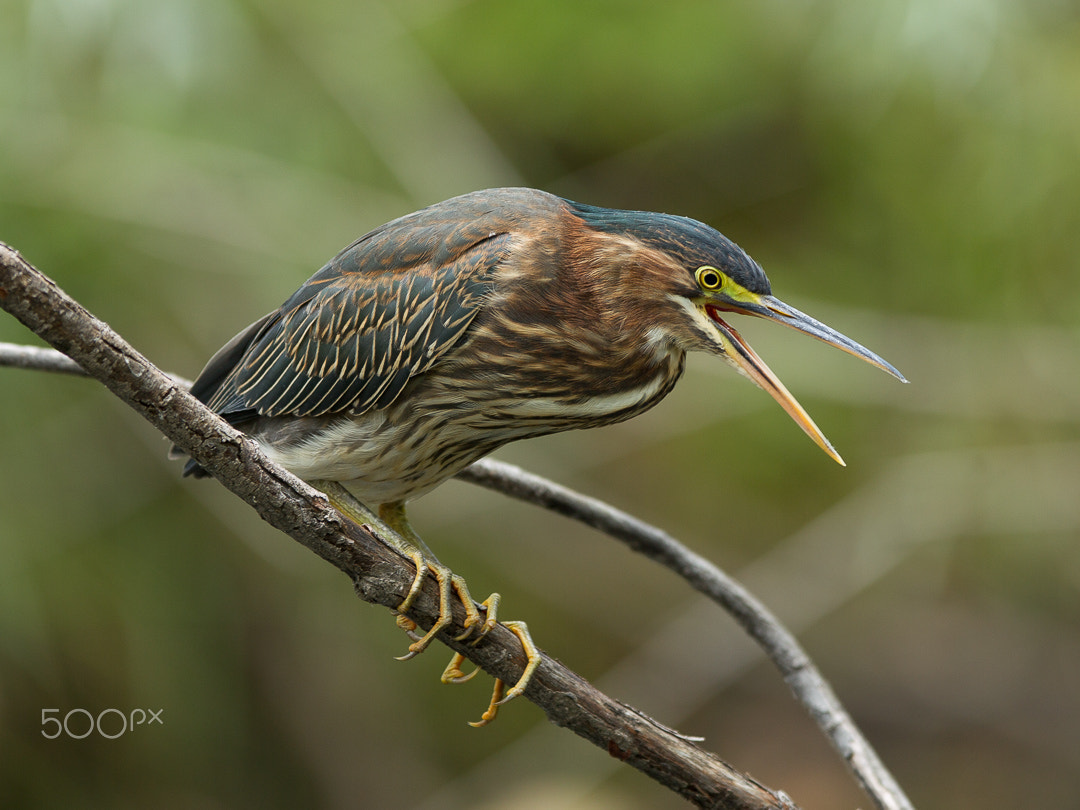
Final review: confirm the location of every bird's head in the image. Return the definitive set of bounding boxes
[567,200,907,465]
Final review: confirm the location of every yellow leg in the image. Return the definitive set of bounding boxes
[378,501,489,655]
[312,481,540,725]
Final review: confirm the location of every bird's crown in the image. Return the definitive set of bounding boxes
[564,199,771,296]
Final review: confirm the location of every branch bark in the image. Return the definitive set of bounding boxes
[0,244,801,808]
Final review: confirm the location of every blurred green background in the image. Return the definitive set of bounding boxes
[2,0,1079,807]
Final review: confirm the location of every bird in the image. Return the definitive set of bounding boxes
[177,187,905,724]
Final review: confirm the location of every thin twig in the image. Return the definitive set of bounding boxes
[0,340,196,387]
[1,242,801,809]
[0,340,87,375]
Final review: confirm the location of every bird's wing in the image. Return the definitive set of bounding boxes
[197,213,513,421]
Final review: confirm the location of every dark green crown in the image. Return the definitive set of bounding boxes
[565,199,771,295]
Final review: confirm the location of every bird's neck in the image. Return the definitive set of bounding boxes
[446,227,689,428]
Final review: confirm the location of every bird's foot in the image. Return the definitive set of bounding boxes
[393,554,489,658]
[312,482,539,724]
[394,565,540,725]
[402,582,540,726]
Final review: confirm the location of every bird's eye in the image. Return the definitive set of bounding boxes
[696,266,724,291]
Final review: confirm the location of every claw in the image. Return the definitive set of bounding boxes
[441,653,480,685]
[468,678,506,728]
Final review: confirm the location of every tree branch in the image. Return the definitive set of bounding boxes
[0,244,803,808]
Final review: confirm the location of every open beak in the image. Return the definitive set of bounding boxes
[704,296,906,466]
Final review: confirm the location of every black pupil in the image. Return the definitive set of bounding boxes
[703,271,719,288]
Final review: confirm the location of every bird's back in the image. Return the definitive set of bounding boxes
[189,192,560,415]
[181,189,577,480]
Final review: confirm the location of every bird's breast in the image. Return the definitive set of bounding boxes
[483,358,681,423]
[428,336,687,433]
[253,342,684,505]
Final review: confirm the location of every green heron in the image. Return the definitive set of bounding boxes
[178,187,904,724]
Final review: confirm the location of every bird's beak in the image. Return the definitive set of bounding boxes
[703,295,906,466]
[729,295,907,382]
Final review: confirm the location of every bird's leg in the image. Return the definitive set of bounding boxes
[312,481,541,724]
[377,500,492,656]
[307,483,413,616]
[312,479,385,530]
[309,482,470,650]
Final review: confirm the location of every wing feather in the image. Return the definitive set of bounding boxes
[197,212,512,422]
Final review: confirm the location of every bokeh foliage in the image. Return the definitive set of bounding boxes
[2,1,1079,808]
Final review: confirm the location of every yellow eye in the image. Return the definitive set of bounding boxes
[696,266,724,291]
